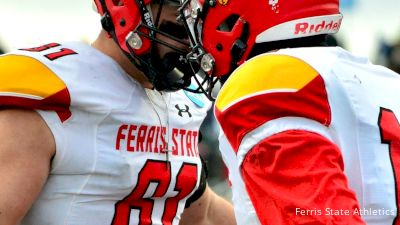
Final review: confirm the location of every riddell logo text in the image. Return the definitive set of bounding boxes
[143,12,153,27]
[294,19,342,35]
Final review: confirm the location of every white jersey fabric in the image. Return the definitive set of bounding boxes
[0,42,211,225]
[216,47,400,225]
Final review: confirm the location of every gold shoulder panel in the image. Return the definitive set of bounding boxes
[0,54,67,99]
[216,54,319,111]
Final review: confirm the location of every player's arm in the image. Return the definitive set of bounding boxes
[179,185,236,225]
[240,129,366,225]
[0,109,55,225]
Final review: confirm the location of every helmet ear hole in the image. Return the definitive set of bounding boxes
[217,14,240,32]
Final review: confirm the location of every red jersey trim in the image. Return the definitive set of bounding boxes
[0,88,72,122]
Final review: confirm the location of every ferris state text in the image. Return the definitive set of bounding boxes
[115,124,200,157]
[295,207,396,216]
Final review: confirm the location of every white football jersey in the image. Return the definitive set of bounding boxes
[0,42,211,225]
[216,47,400,225]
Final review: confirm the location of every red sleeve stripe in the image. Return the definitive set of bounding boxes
[0,88,72,122]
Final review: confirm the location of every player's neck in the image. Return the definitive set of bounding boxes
[91,30,154,89]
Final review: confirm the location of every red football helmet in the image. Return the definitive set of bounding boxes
[93,0,197,91]
[180,0,342,81]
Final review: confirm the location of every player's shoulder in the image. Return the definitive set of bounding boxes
[0,42,137,120]
[216,50,325,111]
[0,45,72,121]
[0,42,102,91]
[215,50,333,150]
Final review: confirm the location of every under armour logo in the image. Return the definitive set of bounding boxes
[175,104,192,118]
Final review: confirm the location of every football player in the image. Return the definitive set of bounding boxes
[0,0,235,225]
[179,0,400,224]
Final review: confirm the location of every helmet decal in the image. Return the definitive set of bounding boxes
[268,0,280,13]
[217,0,229,6]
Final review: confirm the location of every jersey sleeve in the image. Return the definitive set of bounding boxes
[241,129,366,224]
[0,54,71,122]
[215,54,366,224]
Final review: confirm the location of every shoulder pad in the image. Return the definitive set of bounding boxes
[0,54,71,122]
[216,54,320,111]
[215,54,331,151]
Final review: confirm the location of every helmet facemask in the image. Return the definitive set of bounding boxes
[177,0,221,100]
[178,0,252,100]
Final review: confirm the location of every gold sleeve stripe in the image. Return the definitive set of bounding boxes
[0,55,67,98]
[216,54,319,111]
